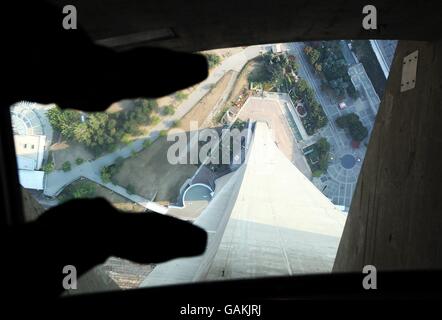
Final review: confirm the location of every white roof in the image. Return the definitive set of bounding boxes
[18,170,45,190]
[14,135,46,170]
[17,156,36,170]
[272,43,282,53]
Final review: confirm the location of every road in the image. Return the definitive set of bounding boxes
[43,45,265,211]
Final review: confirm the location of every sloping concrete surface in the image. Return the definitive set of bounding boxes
[141,122,345,287]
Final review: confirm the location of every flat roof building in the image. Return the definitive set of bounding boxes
[14,134,46,190]
[18,170,45,190]
[14,135,46,170]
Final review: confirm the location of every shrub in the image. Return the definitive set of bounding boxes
[100,166,112,183]
[214,106,229,124]
[150,115,161,126]
[75,157,84,165]
[121,133,132,145]
[171,120,181,128]
[62,161,71,172]
[312,170,323,177]
[100,157,125,184]
[162,105,175,116]
[159,130,168,137]
[59,180,96,202]
[175,91,188,102]
[43,162,54,173]
[143,139,152,149]
[205,53,221,68]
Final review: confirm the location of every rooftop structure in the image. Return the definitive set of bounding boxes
[10,102,51,190]
[18,170,45,190]
[14,135,46,171]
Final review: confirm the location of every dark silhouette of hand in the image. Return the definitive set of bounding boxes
[2,0,208,301]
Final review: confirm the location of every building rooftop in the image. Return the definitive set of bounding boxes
[18,170,45,190]
[14,135,46,170]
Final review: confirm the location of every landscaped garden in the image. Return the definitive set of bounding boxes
[289,78,328,135]
[246,52,328,136]
[247,52,299,92]
[303,41,357,99]
[335,113,368,143]
[47,99,160,156]
[303,137,331,177]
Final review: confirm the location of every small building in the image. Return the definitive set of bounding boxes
[14,135,46,170]
[18,170,45,190]
[14,134,46,190]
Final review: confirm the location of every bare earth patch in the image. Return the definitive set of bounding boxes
[179,71,235,130]
[50,141,94,169]
[112,70,238,205]
[113,135,197,204]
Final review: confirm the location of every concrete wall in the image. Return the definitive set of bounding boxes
[334,40,442,272]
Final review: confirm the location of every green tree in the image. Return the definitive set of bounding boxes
[60,180,96,202]
[143,139,152,149]
[62,161,71,172]
[105,157,125,183]
[297,79,308,93]
[205,53,221,68]
[162,105,175,116]
[150,115,161,126]
[73,122,92,145]
[43,162,54,173]
[47,107,81,139]
[126,184,135,195]
[309,49,321,65]
[335,113,368,142]
[75,157,84,165]
[100,165,112,183]
[175,91,188,102]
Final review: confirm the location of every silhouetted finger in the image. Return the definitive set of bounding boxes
[5,1,208,111]
[35,198,207,269]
